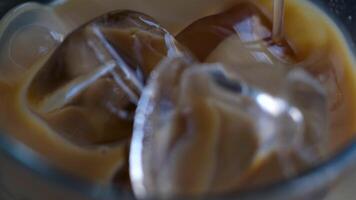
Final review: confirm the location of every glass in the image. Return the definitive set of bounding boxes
[0,0,355,199]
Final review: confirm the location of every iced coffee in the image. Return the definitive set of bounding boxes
[0,0,354,198]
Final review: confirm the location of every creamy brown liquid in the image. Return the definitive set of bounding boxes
[178,0,356,155]
[0,0,354,190]
[258,0,356,152]
[174,0,356,189]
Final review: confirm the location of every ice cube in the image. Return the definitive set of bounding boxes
[207,36,329,164]
[129,56,328,197]
[0,3,67,83]
[24,10,186,146]
[176,1,296,64]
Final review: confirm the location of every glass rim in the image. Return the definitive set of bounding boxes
[0,131,355,199]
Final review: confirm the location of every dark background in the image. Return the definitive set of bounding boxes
[0,0,52,17]
[0,0,356,44]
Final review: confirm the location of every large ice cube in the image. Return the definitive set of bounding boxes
[24,10,186,146]
[129,55,328,197]
[208,35,329,164]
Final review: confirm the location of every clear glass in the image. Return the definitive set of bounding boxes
[0,0,355,199]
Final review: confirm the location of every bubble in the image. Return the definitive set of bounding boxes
[9,24,62,68]
[0,2,67,83]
